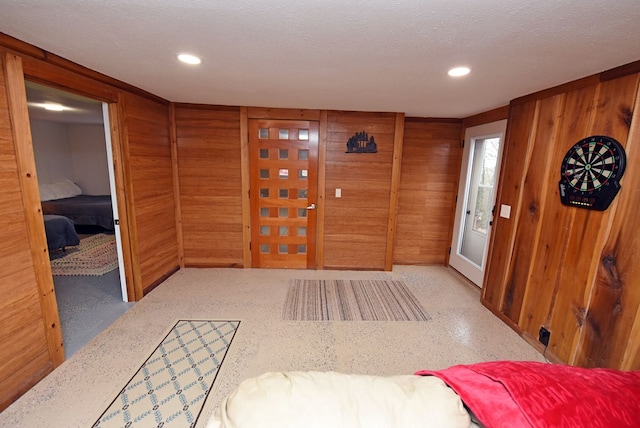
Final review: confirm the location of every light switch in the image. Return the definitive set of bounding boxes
[335,188,342,198]
[500,204,511,219]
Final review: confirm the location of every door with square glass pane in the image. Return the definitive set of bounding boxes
[249,119,318,268]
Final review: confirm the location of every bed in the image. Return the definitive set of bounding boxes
[44,214,80,251]
[207,361,640,428]
[41,195,114,230]
[39,180,114,231]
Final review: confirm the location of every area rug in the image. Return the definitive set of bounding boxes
[283,279,431,321]
[93,320,240,428]
[50,233,118,276]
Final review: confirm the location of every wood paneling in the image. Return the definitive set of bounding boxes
[322,111,397,269]
[482,101,537,309]
[0,54,57,411]
[502,95,564,323]
[572,74,640,368]
[174,105,244,267]
[121,93,179,292]
[483,70,640,369]
[393,118,462,265]
[0,37,180,406]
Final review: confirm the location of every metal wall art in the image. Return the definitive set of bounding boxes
[346,131,377,153]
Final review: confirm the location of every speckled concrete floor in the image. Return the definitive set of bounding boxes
[0,266,545,427]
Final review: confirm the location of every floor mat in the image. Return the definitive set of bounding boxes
[283,279,431,321]
[50,233,118,276]
[93,320,240,427]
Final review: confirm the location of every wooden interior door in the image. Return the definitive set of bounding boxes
[249,119,318,268]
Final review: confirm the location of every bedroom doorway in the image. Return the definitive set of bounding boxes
[248,119,319,268]
[25,81,132,358]
[449,120,507,287]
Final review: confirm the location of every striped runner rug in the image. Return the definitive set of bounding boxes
[283,279,431,321]
[93,320,239,428]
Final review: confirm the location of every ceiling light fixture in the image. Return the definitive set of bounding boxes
[43,102,65,111]
[448,66,471,77]
[177,53,202,65]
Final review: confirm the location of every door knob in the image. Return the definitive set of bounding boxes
[306,203,316,210]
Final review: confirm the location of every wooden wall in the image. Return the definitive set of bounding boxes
[394,118,462,265]
[120,93,179,293]
[172,106,457,271]
[0,35,180,409]
[0,53,61,411]
[174,105,244,266]
[322,111,398,270]
[483,68,640,370]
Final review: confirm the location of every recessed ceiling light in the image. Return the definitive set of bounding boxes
[448,66,471,77]
[43,103,65,111]
[177,54,202,65]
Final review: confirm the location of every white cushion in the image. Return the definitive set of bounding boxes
[48,180,82,199]
[208,371,472,428]
[39,184,57,201]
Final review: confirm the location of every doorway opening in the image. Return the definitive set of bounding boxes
[25,81,132,358]
[450,120,507,287]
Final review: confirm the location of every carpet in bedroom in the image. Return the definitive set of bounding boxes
[50,233,118,276]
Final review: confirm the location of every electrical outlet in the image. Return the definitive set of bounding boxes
[538,327,550,347]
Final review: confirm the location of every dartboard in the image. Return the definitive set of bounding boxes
[558,135,626,211]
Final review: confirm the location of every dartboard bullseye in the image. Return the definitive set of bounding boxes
[558,135,626,211]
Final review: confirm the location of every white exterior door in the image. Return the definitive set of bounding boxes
[450,120,506,286]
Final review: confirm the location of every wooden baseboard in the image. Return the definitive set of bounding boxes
[143,265,180,296]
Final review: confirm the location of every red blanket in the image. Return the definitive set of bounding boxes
[416,361,640,428]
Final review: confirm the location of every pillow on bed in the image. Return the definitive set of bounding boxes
[39,184,57,201]
[48,180,82,199]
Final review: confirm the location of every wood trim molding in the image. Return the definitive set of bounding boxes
[385,113,405,271]
[239,107,252,268]
[169,103,185,268]
[4,52,64,366]
[172,103,240,112]
[509,59,640,107]
[142,265,180,296]
[247,107,321,121]
[316,110,328,269]
[511,75,600,107]
[462,105,509,128]
[106,102,138,302]
[116,93,144,301]
[0,33,167,105]
[404,117,461,123]
[600,59,640,82]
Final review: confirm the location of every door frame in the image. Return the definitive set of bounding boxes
[242,108,326,269]
[450,119,507,286]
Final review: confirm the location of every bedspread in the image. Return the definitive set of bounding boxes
[42,195,113,230]
[417,361,640,428]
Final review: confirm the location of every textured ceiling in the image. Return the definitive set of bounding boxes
[1,0,640,118]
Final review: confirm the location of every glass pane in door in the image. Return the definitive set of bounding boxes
[460,137,500,266]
